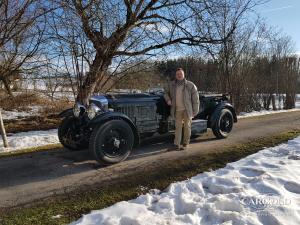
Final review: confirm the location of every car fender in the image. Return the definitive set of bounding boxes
[209,102,237,127]
[89,112,140,146]
[58,108,73,118]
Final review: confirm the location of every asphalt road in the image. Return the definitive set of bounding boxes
[0,111,300,209]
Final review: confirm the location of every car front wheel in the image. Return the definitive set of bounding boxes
[89,120,134,165]
[58,117,88,151]
[212,108,234,139]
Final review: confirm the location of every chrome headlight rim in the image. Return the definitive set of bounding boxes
[87,103,101,120]
[73,102,86,117]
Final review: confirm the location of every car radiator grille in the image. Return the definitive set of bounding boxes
[114,103,161,133]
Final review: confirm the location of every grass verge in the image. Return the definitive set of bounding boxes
[0,144,63,159]
[0,130,299,225]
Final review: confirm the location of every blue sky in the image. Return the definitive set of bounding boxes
[256,0,300,53]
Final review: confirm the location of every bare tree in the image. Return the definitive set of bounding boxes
[282,56,299,109]
[264,32,297,109]
[0,0,48,96]
[50,0,240,104]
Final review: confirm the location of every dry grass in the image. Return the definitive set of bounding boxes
[39,99,73,116]
[0,91,73,133]
[0,91,73,115]
[0,92,43,111]
[4,115,62,133]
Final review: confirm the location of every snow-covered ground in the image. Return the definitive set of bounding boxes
[1,106,42,120]
[238,108,300,119]
[71,136,300,225]
[0,129,59,152]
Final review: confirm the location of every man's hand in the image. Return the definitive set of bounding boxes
[167,100,172,106]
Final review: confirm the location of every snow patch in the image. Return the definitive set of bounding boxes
[1,106,42,120]
[238,108,300,118]
[0,129,59,152]
[71,136,300,225]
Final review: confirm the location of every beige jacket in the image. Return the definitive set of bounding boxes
[164,79,200,118]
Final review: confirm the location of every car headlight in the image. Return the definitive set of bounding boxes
[73,103,85,117]
[87,103,101,120]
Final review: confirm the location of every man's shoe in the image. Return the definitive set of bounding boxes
[182,144,189,150]
[167,144,180,151]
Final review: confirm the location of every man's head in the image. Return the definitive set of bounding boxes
[175,68,185,80]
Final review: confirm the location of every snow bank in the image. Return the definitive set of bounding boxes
[238,108,300,118]
[2,110,33,120]
[0,129,59,152]
[71,136,300,225]
[2,106,42,120]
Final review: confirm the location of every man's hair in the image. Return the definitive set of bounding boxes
[176,67,184,72]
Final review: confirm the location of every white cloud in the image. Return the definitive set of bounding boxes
[261,5,293,13]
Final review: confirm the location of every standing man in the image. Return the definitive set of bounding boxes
[164,68,200,150]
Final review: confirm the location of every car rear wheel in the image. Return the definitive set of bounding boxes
[58,117,88,151]
[212,109,233,139]
[89,120,134,165]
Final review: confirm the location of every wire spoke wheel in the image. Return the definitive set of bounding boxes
[89,120,134,164]
[58,117,88,151]
[219,113,233,133]
[212,108,234,139]
[101,129,128,157]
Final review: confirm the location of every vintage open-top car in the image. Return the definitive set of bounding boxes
[58,92,237,164]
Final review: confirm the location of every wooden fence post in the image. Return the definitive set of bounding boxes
[0,108,9,149]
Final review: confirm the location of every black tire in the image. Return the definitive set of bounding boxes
[58,117,88,151]
[89,120,134,165]
[212,108,234,139]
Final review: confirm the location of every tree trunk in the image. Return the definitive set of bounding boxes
[2,78,13,97]
[271,94,277,110]
[263,94,268,109]
[0,109,9,148]
[76,55,112,105]
[278,94,282,110]
[266,94,272,110]
[285,93,295,109]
